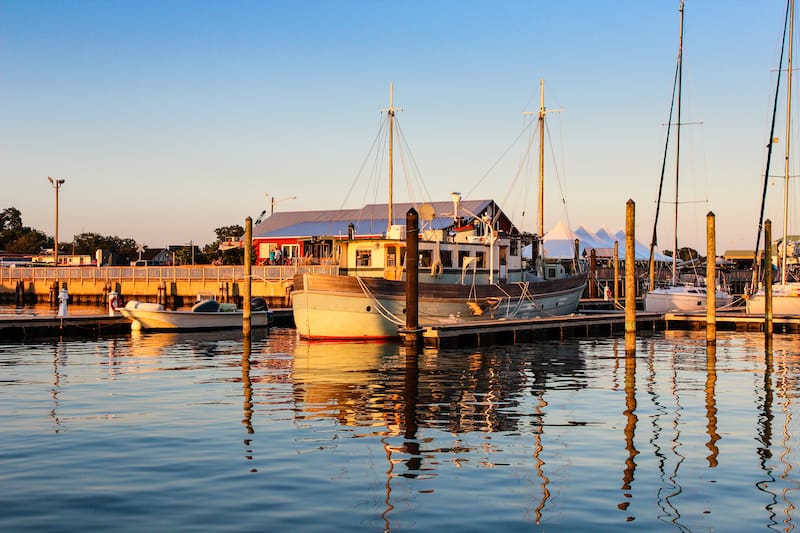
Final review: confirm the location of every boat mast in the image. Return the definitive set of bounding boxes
[538,78,546,239]
[384,83,402,236]
[782,0,794,285]
[672,0,685,285]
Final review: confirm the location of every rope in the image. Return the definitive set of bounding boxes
[354,276,405,326]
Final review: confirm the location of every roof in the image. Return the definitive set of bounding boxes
[253,199,517,239]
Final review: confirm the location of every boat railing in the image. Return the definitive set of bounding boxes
[0,264,338,284]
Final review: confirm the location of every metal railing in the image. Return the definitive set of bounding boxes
[0,264,338,284]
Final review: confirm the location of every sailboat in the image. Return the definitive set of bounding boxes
[643,0,733,314]
[291,82,588,339]
[747,0,800,315]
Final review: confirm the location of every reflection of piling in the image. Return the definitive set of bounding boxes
[765,219,773,341]
[625,200,636,352]
[613,241,619,306]
[706,212,716,344]
[243,217,252,336]
[15,280,24,306]
[400,208,422,351]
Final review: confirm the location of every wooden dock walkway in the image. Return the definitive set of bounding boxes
[0,314,130,340]
[664,310,800,333]
[422,312,664,348]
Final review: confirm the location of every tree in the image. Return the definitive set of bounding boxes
[4,228,48,253]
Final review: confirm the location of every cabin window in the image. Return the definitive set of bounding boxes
[510,238,519,256]
[458,251,471,267]
[475,252,485,268]
[357,249,372,267]
[441,250,453,267]
[386,246,398,267]
[419,250,432,267]
[399,247,406,266]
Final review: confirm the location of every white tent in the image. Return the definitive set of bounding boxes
[521,221,671,261]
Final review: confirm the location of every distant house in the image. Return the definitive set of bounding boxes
[251,199,520,266]
[130,248,172,266]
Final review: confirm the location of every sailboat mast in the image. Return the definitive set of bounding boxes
[387,83,396,235]
[782,1,794,285]
[672,0,685,284]
[538,78,546,238]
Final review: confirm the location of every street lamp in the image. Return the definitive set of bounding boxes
[48,177,66,266]
[267,193,297,215]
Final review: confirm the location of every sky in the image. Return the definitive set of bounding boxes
[0,0,795,254]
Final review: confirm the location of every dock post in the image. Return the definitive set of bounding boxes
[589,248,597,299]
[765,219,773,341]
[706,211,716,344]
[613,240,620,307]
[400,208,422,351]
[625,200,636,353]
[243,216,252,337]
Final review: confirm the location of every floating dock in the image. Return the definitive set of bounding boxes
[422,312,664,348]
[0,314,130,340]
[664,310,800,333]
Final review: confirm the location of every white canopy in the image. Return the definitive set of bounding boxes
[521,221,671,261]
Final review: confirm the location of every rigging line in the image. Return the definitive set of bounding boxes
[651,46,681,252]
[545,117,572,231]
[340,114,389,211]
[754,0,790,267]
[394,120,434,206]
[464,119,535,200]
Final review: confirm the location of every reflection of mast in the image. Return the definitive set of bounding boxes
[704,345,719,467]
[664,348,687,531]
[756,344,779,527]
[533,393,550,525]
[618,355,638,518]
[242,338,256,472]
[776,349,797,525]
[381,351,421,530]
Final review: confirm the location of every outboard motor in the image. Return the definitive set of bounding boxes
[250,297,268,312]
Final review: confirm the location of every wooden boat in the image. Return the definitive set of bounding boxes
[644,1,733,313]
[119,298,269,331]
[747,0,800,315]
[291,83,587,339]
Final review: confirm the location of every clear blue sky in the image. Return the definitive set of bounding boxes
[0,0,792,253]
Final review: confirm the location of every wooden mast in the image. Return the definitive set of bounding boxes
[384,83,401,236]
[538,78,546,238]
[672,0,684,285]
[782,0,794,285]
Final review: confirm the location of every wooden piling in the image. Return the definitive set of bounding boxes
[706,211,716,344]
[625,200,636,352]
[400,208,422,351]
[765,219,773,339]
[243,217,252,337]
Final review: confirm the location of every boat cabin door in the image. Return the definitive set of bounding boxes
[384,244,405,281]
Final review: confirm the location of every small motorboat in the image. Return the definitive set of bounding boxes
[119,297,270,331]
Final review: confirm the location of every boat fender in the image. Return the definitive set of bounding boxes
[430,260,443,278]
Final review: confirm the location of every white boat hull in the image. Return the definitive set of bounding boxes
[292,272,587,339]
[745,283,800,314]
[119,302,269,331]
[643,286,734,313]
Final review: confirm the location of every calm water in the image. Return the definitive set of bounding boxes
[2,314,799,531]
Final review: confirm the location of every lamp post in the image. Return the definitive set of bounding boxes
[48,177,66,266]
[267,194,297,215]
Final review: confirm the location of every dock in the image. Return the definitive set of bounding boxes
[0,314,130,340]
[664,310,800,333]
[423,312,664,348]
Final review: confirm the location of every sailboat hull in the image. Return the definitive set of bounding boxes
[745,283,800,314]
[291,272,588,339]
[643,285,734,313]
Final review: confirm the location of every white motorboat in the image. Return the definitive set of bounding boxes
[119,298,269,331]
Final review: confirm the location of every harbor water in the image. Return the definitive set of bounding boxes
[2,307,799,531]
